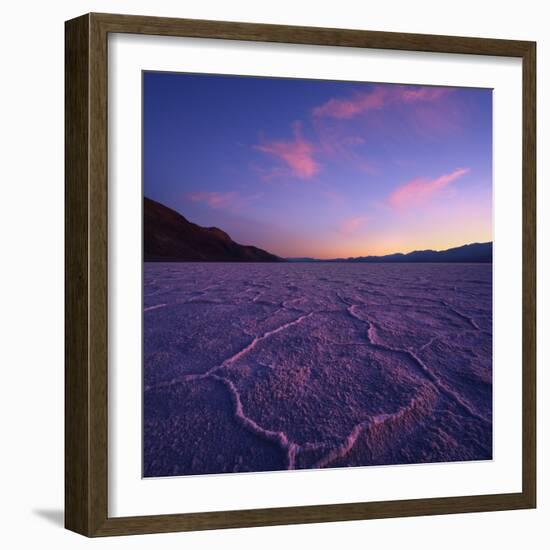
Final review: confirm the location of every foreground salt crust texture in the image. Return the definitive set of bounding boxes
[143,263,492,477]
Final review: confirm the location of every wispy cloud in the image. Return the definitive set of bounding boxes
[248,161,288,183]
[321,189,346,205]
[188,191,262,212]
[395,87,449,103]
[388,167,470,209]
[313,87,386,119]
[338,215,369,235]
[254,122,319,179]
[313,85,450,120]
[188,191,238,209]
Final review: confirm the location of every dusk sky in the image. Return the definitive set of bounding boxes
[143,72,492,259]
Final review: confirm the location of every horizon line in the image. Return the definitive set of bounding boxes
[285,240,493,261]
[144,196,491,262]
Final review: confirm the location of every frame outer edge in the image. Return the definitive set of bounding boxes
[90,11,532,56]
[64,12,537,536]
[65,13,92,536]
[522,41,536,508]
[88,12,110,535]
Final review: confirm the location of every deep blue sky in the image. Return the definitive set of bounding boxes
[143,71,492,258]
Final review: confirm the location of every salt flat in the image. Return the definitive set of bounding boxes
[143,262,492,477]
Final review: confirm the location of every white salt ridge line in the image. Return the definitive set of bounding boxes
[419,335,439,351]
[313,393,424,469]
[147,295,488,470]
[344,303,490,426]
[149,311,313,387]
[281,297,305,311]
[211,374,298,469]
[206,305,438,470]
[440,299,481,330]
[210,373,337,469]
[312,421,371,469]
[251,291,263,303]
[405,347,490,425]
[146,310,336,469]
[215,371,437,471]
[209,311,313,375]
[144,303,167,312]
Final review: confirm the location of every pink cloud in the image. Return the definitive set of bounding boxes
[338,215,369,235]
[255,122,319,179]
[321,189,346,205]
[313,87,386,119]
[313,119,377,174]
[395,86,448,103]
[188,191,238,209]
[313,85,450,120]
[315,123,365,156]
[388,167,470,209]
[248,162,288,182]
[188,191,262,212]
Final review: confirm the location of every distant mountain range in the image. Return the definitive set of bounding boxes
[144,196,492,263]
[288,242,492,263]
[144,197,282,262]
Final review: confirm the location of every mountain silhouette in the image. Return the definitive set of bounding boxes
[144,197,283,262]
[144,197,491,264]
[342,242,492,263]
[287,242,493,263]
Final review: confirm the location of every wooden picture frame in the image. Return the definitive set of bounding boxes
[65,12,536,537]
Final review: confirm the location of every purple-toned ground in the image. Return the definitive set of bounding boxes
[143,263,492,477]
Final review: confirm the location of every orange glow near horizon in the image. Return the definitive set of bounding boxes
[264,199,493,259]
[144,74,493,260]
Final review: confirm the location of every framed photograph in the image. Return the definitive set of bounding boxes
[65,13,536,536]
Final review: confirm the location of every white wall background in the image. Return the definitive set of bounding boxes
[0,0,546,547]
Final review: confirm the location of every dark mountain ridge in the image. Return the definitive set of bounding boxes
[144,197,283,262]
[288,242,492,263]
[144,196,491,263]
